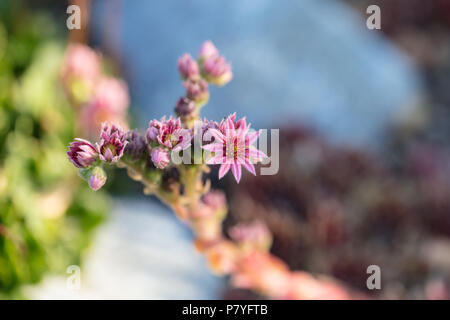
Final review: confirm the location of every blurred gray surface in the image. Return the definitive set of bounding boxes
[27,198,224,299]
[92,0,423,147]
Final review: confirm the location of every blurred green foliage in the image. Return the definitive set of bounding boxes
[0,2,107,298]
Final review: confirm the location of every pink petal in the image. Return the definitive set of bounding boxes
[207,154,225,165]
[242,160,256,176]
[235,117,246,129]
[225,117,234,130]
[231,162,242,183]
[173,140,191,152]
[75,138,92,144]
[247,130,260,145]
[104,148,114,161]
[218,163,231,179]
[207,128,225,142]
[202,143,223,153]
[249,148,267,161]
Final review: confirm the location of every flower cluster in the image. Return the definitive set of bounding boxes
[146,116,192,169]
[176,41,232,123]
[67,122,128,191]
[66,41,352,300]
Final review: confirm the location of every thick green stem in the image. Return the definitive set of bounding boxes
[181,165,203,213]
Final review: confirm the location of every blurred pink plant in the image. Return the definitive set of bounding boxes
[61,43,101,104]
[177,53,200,80]
[79,77,130,139]
[61,43,130,139]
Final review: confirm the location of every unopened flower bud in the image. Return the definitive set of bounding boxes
[151,148,170,169]
[175,97,196,118]
[124,130,147,161]
[184,78,209,105]
[198,41,219,62]
[203,55,233,86]
[88,166,107,191]
[146,126,159,143]
[60,44,100,104]
[67,138,98,168]
[177,54,199,80]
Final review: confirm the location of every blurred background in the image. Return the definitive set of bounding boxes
[0,0,449,299]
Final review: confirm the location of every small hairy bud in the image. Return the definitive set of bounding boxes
[203,55,233,86]
[124,130,147,161]
[88,166,107,191]
[151,148,170,169]
[198,41,219,62]
[175,97,196,118]
[184,78,209,105]
[177,53,200,80]
[67,138,98,168]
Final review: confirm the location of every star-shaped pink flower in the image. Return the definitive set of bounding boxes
[202,113,267,183]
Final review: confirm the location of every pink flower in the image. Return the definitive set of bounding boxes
[198,41,219,61]
[177,53,200,80]
[67,138,98,168]
[151,148,170,169]
[203,55,233,86]
[146,117,192,152]
[96,122,128,163]
[202,113,267,183]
